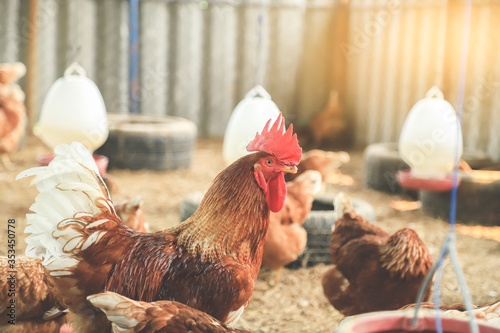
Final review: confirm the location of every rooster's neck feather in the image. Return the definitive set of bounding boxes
[174,153,270,264]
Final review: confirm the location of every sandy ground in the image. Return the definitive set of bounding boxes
[1,135,499,332]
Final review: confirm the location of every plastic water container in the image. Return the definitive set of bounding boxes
[222,85,281,165]
[36,63,108,153]
[398,86,463,180]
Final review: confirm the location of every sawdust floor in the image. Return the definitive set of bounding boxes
[1,135,499,333]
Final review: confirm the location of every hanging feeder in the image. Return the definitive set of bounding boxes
[36,63,109,174]
[222,85,281,165]
[397,86,463,191]
[36,62,108,152]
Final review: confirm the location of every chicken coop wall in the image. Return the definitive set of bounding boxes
[1,0,500,160]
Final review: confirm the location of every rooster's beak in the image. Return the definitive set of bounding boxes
[282,165,298,174]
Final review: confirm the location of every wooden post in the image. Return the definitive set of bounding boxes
[27,0,38,132]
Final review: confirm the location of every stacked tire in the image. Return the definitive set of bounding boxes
[364,142,492,198]
[288,193,375,268]
[364,142,498,226]
[96,114,197,171]
[421,171,500,226]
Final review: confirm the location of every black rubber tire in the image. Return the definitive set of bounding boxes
[420,171,500,226]
[364,142,413,196]
[462,150,494,169]
[364,142,493,197]
[179,191,204,222]
[286,211,335,269]
[96,114,197,171]
[290,193,376,268]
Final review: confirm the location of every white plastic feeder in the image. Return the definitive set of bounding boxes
[222,85,281,165]
[397,87,463,191]
[36,62,108,153]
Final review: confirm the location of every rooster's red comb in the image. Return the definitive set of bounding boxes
[246,113,302,165]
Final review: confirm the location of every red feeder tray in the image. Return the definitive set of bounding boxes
[397,169,461,192]
[336,310,500,333]
[37,153,109,176]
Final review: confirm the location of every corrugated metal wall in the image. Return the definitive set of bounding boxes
[345,0,500,161]
[345,0,449,146]
[1,0,500,160]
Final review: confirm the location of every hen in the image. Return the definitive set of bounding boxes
[88,291,252,333]
[309,90,347,148]
[0,62,27,169]
[17,113,301,331]
[287,149,350,185]
[0,200,149,333]
[102,174,149,232]
[262,170,322,283]
[114,196,148,233]
[0,256,69,332]
[321,192,433,316]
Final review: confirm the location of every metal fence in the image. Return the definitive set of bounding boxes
[1,0,499,160]
[344,0,500,160]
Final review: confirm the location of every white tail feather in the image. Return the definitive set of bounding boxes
[334,192,355,222]
[17,142,115,270]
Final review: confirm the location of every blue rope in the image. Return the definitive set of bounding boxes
[412,1,478,332]
[437,0,477,330]
[255,0,265,86]
[432,242,447,333]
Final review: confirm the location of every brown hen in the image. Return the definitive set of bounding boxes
[309,90,347,148]
[262,170,322,283]
[113,196,148,233]
[287,149,350,184]
[321,192,433,316]
[102,174,148,233]
[0,62,27,169]
[0,256,70,332]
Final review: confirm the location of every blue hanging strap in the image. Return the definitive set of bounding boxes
[411,0,478,332]
[255,0,265,86]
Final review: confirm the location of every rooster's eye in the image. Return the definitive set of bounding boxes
[265,159,273,166]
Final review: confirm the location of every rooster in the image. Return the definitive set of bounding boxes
[17,113,302,331]
[0,62,27,169]
[321,192,433,316]
[88,292,252,333]
[262,170,322,284]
